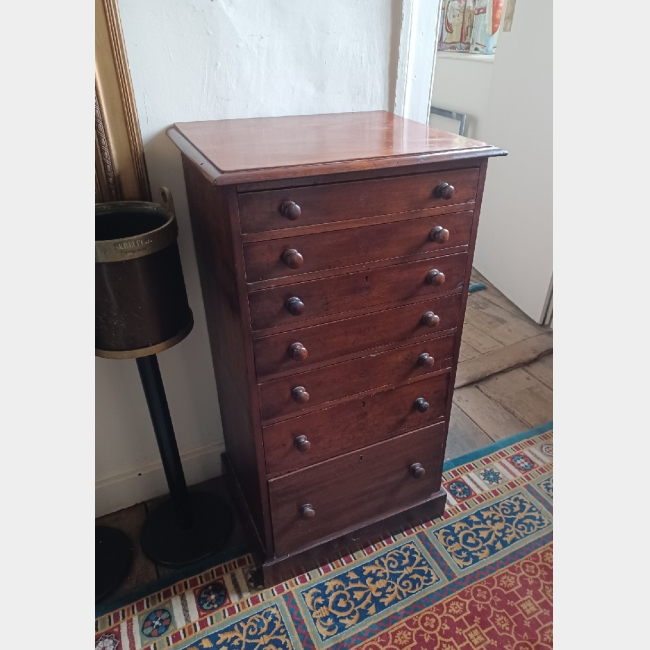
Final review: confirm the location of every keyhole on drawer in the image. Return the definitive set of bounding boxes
[359,455,363,462]
[365,275,369,283]
[361,400,366,408]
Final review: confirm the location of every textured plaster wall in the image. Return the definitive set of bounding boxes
[96,0,401,515]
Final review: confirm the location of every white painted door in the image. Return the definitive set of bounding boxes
[471,0,553,323]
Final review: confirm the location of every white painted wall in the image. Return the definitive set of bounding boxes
[473,0,553,321]
[96,0,404,516]
[429,2,552,321]
[429,53,494,139]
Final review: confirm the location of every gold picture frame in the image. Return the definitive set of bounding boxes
[95,0,150,202]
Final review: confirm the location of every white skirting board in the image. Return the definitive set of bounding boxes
[95,440,225,517]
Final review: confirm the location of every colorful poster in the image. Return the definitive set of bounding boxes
[438,0,503,54]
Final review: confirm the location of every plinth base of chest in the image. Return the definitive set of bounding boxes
[261,489,446,587]
[222,452,446,588]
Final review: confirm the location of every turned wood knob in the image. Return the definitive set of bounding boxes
[294,435,311,453]
[430,226,450,244]
[414,397,429,413]
[410,463,426,479]
[289,342,308,361]
[280,201,302,220]
[292,386,310,404]
[421,311,441,327]
[435,183,455,200]
[286,296,305,316]
[426,269,446,286]
[282,249,304,269]
[418,353,435,368]
[300,504,316,519]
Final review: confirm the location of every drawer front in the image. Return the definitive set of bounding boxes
[243,211,474,283]
[263,373,450,476]
[249,252,467,331]
[269,423,447,555]
[254,292,462,380]
[259,334,455,422]
[238,168,480,234]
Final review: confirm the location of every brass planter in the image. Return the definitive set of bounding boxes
[95,188,193,359]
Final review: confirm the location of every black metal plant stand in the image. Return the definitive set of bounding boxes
[137,355,233,567]
[96,189,233,577]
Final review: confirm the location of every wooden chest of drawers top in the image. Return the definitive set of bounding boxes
[170,111,505,584]
[168,110,505,186]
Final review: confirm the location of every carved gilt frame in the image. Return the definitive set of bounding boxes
[95,0,150,202]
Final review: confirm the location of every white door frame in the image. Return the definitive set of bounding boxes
[394,0,441,125]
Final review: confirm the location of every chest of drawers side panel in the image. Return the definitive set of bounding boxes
[181,155,273,553]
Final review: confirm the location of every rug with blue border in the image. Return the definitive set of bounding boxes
[95,422,553,650]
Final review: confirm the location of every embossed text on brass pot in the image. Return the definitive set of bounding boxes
[292,386,310,404]
[294,435,311,453]
[410,463,426,478]
[289,342,308,361]
[421,311,441,327]
[286,296,305,316]
[434,182,455,200]
[426,269,446,286]
[430,225,450,244]
[300,504,316,519]
[414,397,429,413]
[280,201,301,220]
[282,249,304,269]
[418,353,435,368]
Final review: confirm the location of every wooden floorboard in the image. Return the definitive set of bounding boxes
[458,340,481,362]
[470,269,534,318]
[456,332,553,389]
[453,385,530,441]
[461,322,504,355]
[445,403,493,461]
[477,367,553,429]
[465,294,546,346]
[523,354,553,390]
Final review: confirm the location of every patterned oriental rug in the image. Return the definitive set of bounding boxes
[95,422,553,650]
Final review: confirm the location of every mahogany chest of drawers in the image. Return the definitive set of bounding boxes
[169,111,505,586]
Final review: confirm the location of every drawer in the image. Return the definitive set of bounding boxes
[269,422,447,555]
[238,168,480,234]
[254,292,462,380]
[249,252,467,331]
[259,333,455,422]
[263,373,450,476]
[243,211,474,283]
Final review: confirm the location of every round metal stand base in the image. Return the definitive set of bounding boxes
[140,492,233,568]
[96,526,133,603]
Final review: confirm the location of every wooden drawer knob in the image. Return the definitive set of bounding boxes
[286,296,305,316]
[434,183,455,200]
[280,201,302,220]
[292,386,310,404]
[426,269,446,286]
[300,504,316,519]
[418,353,435,368]
[282,249,304,269]
[421,311,440,327]
[430,226,450,244]
[289,342,308,361]
[294,435,311,453]
[410,463,426,479]
[414,397,429,413]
